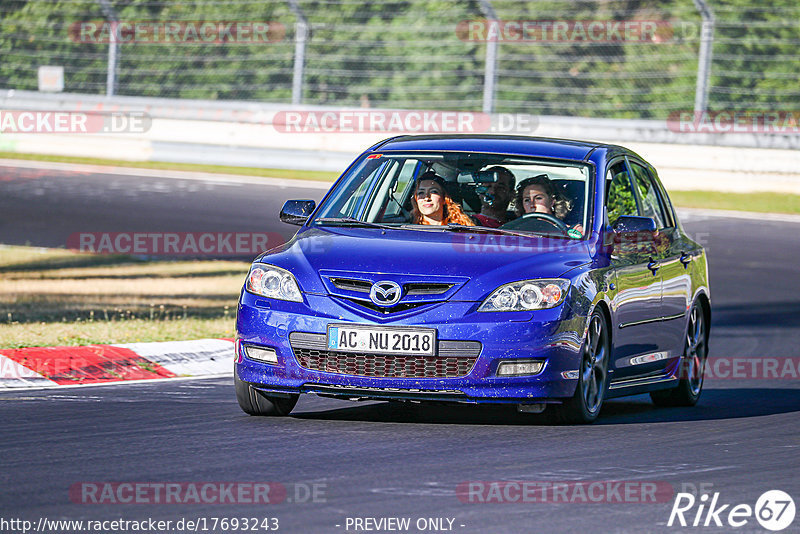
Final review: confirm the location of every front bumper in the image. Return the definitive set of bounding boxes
[235,291,586,403]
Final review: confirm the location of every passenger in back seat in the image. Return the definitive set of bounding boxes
[474,166,516,228]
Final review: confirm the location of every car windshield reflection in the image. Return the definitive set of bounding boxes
[311,152,591,239]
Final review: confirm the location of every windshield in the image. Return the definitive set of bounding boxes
[312,152,592,238]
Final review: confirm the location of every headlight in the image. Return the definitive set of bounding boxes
[245,264,302,302]
[478,278,569,312]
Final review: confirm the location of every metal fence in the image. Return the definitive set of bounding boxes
[1,0,798,119]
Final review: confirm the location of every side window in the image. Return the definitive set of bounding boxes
[629,162,667,228]
[379,159,418,219]
[606,162,637,226]
[339,163,386,218]
[652,172,676,228]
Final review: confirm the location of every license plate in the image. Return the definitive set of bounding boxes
[327,324,436,356]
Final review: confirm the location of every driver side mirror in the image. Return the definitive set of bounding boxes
[280,200,316,226]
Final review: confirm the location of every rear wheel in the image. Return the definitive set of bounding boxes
[651,301,708,407]
[235,372,298,416]
[551,310,609,424]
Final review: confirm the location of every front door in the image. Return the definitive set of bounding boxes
[606,161,664,380]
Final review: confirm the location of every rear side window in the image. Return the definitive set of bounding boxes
[629,162,667,228]
[606,162,637,226]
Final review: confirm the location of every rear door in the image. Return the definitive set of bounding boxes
[630,161,693,361]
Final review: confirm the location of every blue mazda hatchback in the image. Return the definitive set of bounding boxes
[235,135,710,423]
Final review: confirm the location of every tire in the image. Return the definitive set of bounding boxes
[235,371,298,416]
[550,309,610,424]
[651,300,708,407]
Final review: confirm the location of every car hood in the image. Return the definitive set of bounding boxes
[257,227,591,301]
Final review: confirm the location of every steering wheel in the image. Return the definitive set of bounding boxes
[500,212,569,234]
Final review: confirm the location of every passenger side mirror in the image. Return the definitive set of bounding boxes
[280,200,316,226]
[612,215,657,235]
[611,216,658,254]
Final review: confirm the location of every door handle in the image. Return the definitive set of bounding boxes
[647,260,660,274]
[680,252,692,267]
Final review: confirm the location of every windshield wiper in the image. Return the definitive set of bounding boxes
[314,217,398,231]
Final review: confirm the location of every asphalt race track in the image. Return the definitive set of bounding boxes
[1,165,799,533]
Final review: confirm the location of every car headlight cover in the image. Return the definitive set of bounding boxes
[246,264,302,302]
[478,278,569,312]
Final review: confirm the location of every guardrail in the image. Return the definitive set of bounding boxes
[2,89,799,193]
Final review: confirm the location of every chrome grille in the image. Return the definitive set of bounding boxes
[329,278,372,293]
[328,278,453,296]
[404,282,453,295]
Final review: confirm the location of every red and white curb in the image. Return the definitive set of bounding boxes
[0,338,233,389]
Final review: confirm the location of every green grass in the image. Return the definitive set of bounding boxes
[0,151,338,182]
[0,317,236,350]
[0,245,142,273]
[0,245,246,349]
[669,190,800,215]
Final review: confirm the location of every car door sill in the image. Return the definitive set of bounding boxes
[609,374,678,390]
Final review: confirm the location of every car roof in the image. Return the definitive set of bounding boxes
[370,134,625,161]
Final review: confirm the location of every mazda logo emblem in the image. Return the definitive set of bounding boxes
[369,280,402,306]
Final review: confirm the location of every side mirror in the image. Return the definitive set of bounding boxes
[280,200,316,226]
[612,215,657,235]
[611,216,658,254]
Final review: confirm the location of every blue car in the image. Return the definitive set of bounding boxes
[235,135,710,423]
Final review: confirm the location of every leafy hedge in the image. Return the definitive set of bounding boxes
[1,0,797,118]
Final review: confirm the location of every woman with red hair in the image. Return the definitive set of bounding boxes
[410,171,475,226]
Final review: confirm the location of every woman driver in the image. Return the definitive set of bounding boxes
[411,171,475,226]
[515,174,583,235]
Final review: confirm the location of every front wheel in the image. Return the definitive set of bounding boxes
[651,301,708,407]
[235,371,298,416]
[550,310,610,424]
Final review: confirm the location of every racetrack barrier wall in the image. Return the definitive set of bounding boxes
[2,90,799,193]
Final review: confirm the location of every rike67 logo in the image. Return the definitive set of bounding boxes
[668,490,795,531]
